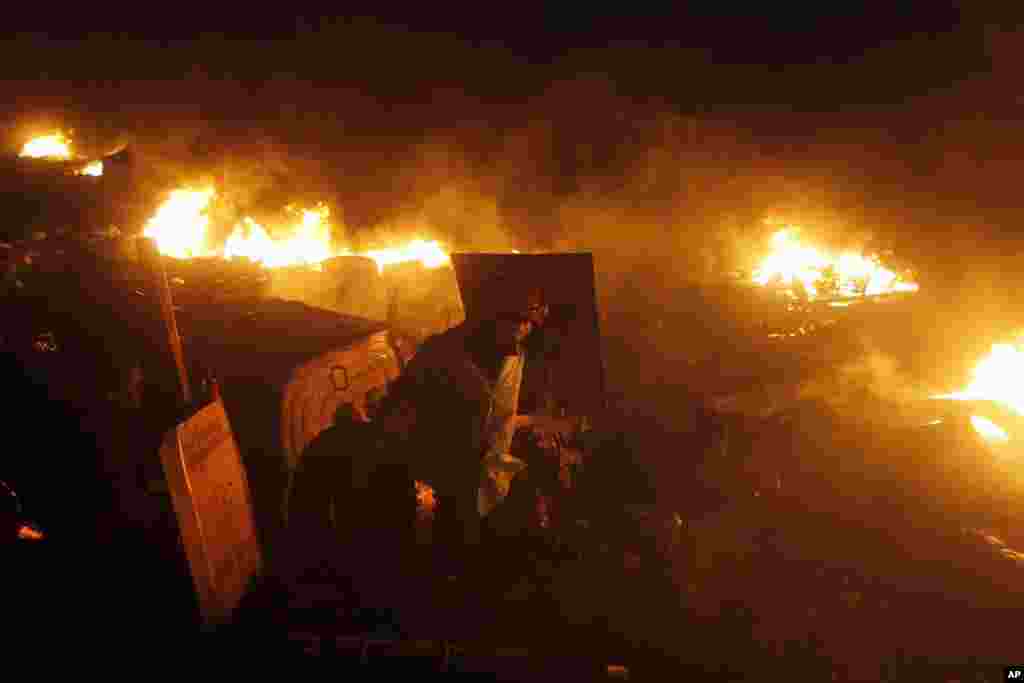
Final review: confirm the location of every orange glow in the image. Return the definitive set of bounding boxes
[361,239,450,274]
[17,524,44,541]
[20,132,73,160]
[415,480,436,518]
[934,340,1024,446]
[144,190,451,272]
[142,188,217,259]
[224,205,334,268]
[936,342,1024,416]
[77,160,104,177]
[970,415,1009,444]
[753,228,919,300]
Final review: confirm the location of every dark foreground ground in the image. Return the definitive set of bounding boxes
[9,416,1022,683]
[10,489,1020,681]
[5,298,1023,680]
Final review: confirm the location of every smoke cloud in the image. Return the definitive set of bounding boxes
[6,25,1024,434]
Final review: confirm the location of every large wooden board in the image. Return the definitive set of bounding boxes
[451,253,606,417]
[159,398,263,626]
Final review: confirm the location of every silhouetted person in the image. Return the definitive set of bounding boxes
[283,386,418,614]
[389,312,535,578]
[285,389,390,554]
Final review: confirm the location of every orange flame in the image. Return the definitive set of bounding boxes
[224,206,334,268]
[77,160,104,177]
[20,132,73,160]
[145,188,451,272]
[970,415,1009,444]
[142,188,217,259]
[415,480,436,517]
[937,342,1024,416]
[934,341,1024,444]
[362,239,450,274]
[753,228,918,300]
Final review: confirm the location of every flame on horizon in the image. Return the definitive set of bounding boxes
[20,132,73,160]
[934,340,1024,445]
[362,239,450,273]
[145,187,451,272]
[224,205,334,268]
[753,228,919,301]
[143,188,217,259]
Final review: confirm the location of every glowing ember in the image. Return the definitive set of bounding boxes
[362,239,450,274]
[143,188,217,259]
[970,415,1009,444]
[20,132,73,160]
[753,228,918,301]
[77,160,104,177]
[17,524,44,541]
[415,480,436,518]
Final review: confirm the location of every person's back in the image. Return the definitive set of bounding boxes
[288,412,376,545]
[283,395,416,598]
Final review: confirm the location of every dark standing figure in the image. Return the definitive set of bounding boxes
[285,389,390,563]
[389,311,536,579]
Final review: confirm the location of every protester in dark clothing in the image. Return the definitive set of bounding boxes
[283,389,418,611]
[387,319,496,567]
[287,391,392,533]
[383,312,546,580]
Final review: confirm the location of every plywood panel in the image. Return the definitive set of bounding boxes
[160,398,262,626]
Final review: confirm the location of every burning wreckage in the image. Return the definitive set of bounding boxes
[6,136,1024,668]
[681,229,1024,662]
[2,143,665,632]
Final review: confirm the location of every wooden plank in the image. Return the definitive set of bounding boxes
[159,398,262,626]
[138,237,192,405]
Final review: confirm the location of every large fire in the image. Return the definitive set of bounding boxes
[362,239,450,274]
[753,229,919,301]
[935,341,1024,445]
[937,343,1024,415]
[143,188,217,259]
[19,132,104,175]
[20,132,73,160]
[224,206,334,268]
[144,188,451,272]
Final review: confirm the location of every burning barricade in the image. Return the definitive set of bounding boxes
[138,186,462,344]
[751,227,918,303]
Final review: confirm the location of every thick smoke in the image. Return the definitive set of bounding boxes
[795,338,936,424]
[6,26,1024,436]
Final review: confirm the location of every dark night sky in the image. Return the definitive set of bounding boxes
[2,4,985,112]
[3,4,1018,264]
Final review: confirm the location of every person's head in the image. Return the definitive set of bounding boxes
[524,288,549,328]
